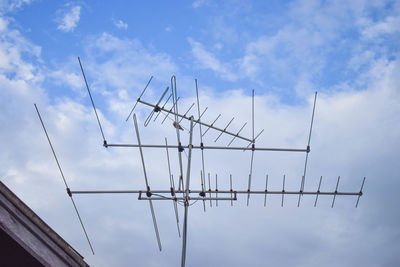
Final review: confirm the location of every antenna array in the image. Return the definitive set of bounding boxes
[35,57,365,267]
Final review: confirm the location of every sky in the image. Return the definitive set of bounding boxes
[1,0,399,266]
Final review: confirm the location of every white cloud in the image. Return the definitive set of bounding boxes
[192,0,208,8]
[188,38,236,81]
[0,16,42,81]
[0,16,8,31]
[49,68,83,93]
[114,19,128,30]
[0,0,33,14]
[361,15,400,39]
[57,5,81,32]
[84,32,177,85]
[1,1,400,266]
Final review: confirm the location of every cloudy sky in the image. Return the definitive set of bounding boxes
[1,0,399,266]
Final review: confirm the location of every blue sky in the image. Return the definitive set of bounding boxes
[1,0,400,266]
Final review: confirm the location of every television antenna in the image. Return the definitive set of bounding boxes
[34,57,365,267]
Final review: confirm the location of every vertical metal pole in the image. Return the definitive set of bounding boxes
[171,76,185,191]
[195,79,206,212]
[181,117,194,267]
[247,90,255,206]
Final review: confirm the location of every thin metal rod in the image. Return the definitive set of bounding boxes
[78,57,106,142]
[208,173,212,207]
[185,118,195,197]
[172,182,181,237]
[202,114,221,137]
[264,175,268,207]
[139,197,237,201]
[156,86,170,107]
[35,104,94,255]
[314,176,323,207]
[297,176,304,207]
[171,76,185,191]
[181,118,194,267]
[144,110,155,127]
[133,114,150,189]
[133,113,162,250]
[153,93,172,122]
[200,171,206,212]
[105,143,308,152]
[71,189,361,196]
[252,89,255,142]
[247,149,255,206]
[161,96,180,124]
[179,103,195,123]
[355,177,366,208]
[144,86,169,126]
[243,129,265,151]
[215,174,218,207]
[331,176,340,208]
[281,175,285,207]
[230,174,233,206]
[195,79,206,212]
[149,200,162,251]
[171,76,179,122]
[300,92,318,193]
[246,174,251,206]
[193,107,208,128]
[214,117,234,142]
[227,122,247,147]
[35,104,69,189]
[126,76,153,121]
[166,138,181,237]
[165,138,174,189]
[70,197,95,255]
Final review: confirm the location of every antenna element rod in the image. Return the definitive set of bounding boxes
[78,57,106,143]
